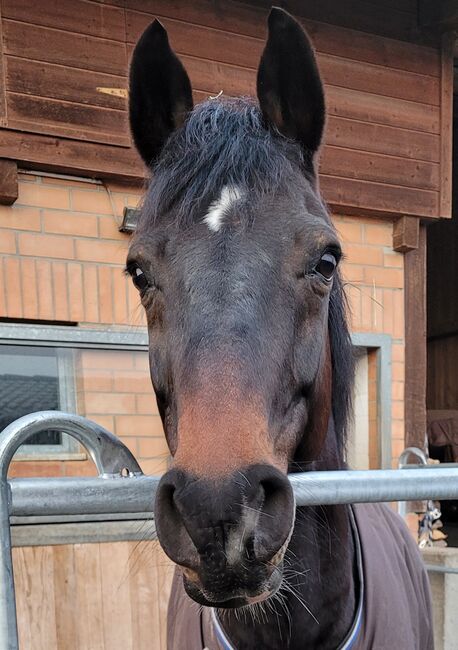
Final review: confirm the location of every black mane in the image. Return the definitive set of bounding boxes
[142,97,308,227]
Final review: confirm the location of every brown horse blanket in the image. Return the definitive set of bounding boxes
[167,503,434,649]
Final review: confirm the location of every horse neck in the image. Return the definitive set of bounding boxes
[220,423,356,650]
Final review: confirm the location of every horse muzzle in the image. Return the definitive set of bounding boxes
[155,463,295,606]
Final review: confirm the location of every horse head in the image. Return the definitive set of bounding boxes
[127,7,353,608]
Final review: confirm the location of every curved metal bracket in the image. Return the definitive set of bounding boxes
[0,411,143,480]
[0,410,144,649]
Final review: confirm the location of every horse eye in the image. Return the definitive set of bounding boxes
[130,265,149,292]
[315,253,337,281]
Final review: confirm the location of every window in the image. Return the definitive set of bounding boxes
[0,343,79,458]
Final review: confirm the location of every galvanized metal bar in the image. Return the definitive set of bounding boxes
[7,466,458,518]
[0,411,144,650]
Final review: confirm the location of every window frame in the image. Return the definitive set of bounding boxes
[0,324,149,461]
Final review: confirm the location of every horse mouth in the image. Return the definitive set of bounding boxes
[182,561,284,609]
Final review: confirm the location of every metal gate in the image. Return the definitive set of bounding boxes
[1,411,458,650]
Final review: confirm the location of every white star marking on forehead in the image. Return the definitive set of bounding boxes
[203,185,243,232]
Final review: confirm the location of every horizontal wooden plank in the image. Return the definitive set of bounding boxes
[0,128,143,181]
[0,128,442,219]
[320,174,439,218]
[186,61,440,134]
[325,116,440,162]
[6,93,129,146]
[1,0,126,41]
[326,86,440,134]
[124,0,436,46]
[126,8,440,77]
[6,57,127,110]
[320,147,439,191]
[3,19,127,76]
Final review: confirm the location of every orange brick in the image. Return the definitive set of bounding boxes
[364,223,392,246]
[75,238,126,264]
[136,394,158,415]
[139,457,170,475]
[393,290,404,339]
[392,344,405,363]
[63,460,97,477]
[80,349,135,371]
[18,232,74,259]
[0,230,16,253]
[118,436,138,456]
[20,258,38,319]
[98,215,126,240]
[341,264,364,284]
[82,369,113,392]
[43,210,98,237]
[85,414,115,432]
[68,262,84,322]
[71,188,113,214]
[364,267,403,289]
[113,372,153,393]
[52,261,69,321]
[392,401,404,419]
[384,252,403,268]
[0,259,6,316]
[0,205,41,231]
[4,257,22,316]
[392,420,405,438]
[333,219,363,244]
[345,244,384,266]
[17,183,70,209]
[392,381,404,401]
[115,415,165,437]
[98,265,113,323]
[8,461,63,479]
[137,436,168,458]
[83,264,99,323]
[392,362,404,381]
[84,392,136,414]
[112,267,129,324]
[382,289,394,335]
[392,437,406,459]
[36,259,53,319]
[133,353,150,372]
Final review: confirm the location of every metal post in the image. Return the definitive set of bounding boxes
[0,411,143,650]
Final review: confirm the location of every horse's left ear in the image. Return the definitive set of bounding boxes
[257,7,325,157]
[129,19,194,166]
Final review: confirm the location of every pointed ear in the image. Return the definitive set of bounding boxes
[256,7,325,157]
[129,20,194,166]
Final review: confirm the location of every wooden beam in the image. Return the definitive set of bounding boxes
[439,32,454,218]
[0,159,18,205]
[404,225,427,451]
[393,216,419,252]
[419,0,458,32]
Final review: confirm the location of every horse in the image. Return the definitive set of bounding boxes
[126,8,433,649]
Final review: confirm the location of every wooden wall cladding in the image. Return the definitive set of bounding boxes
[0,0,452,219]
[13,540,174,650]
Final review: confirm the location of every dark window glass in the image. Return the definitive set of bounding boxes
[0,345,62,445]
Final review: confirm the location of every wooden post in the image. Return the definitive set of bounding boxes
[0,159,18,205]
[404,224,427,452]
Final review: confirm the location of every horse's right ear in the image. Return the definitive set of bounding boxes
[129,20,194,167]
[257,8,325,158]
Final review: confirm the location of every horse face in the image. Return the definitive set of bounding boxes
[128,9,340,607]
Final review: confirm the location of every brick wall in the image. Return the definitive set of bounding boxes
[1,173,405,476]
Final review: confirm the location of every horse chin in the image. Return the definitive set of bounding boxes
[182,562,283,609]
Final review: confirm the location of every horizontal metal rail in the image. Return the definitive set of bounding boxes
[8,466,458,518]
[2,411,458,650]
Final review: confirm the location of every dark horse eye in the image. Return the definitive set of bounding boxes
[315,253,337,281]
[130,265,149,292]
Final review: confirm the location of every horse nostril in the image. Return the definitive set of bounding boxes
[155,472,200,569]
[251,472,295,563]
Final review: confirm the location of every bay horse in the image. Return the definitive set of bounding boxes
[127,8,433,649]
